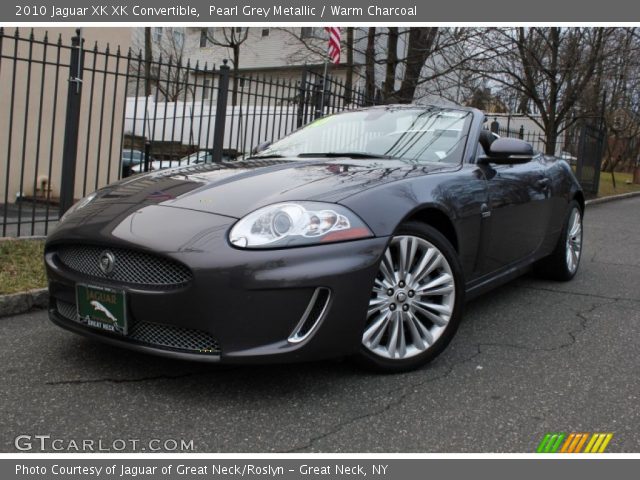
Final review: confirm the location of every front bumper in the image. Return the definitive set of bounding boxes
[45,206,388,364]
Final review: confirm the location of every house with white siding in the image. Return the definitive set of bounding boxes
[131,27,369,99]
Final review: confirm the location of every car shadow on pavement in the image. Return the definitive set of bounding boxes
[44,276,536,394]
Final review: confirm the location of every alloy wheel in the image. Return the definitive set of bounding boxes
[363,235,456,360]
[566,208,582,274]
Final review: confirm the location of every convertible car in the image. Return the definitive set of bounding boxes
[44,106,584,372]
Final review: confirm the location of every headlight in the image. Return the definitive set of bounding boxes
[229,202,373,248]
[59,192,96,223]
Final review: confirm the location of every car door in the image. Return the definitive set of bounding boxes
[478,151,552,274]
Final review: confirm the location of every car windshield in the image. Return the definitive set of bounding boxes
[255,107,472,164]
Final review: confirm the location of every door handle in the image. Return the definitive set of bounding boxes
[480,203,491,218]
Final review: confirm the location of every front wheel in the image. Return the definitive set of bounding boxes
[357,222,464,373]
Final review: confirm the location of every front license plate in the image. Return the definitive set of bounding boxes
[76,284,127,335]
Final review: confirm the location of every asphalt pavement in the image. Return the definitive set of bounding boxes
[1,197,639,453]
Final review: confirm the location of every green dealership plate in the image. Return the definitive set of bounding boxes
[76,284,127,335]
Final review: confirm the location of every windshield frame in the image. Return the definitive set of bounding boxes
[253,106,476,165]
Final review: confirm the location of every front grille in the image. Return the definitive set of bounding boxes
[54,245,192,287]
[57,299,78,322]
[55,300,220,354]
[128,321,220,353]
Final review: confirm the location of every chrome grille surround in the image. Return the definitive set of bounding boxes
[55,300,220,354]
[54,245,192,287]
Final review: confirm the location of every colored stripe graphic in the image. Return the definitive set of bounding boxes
[536,433,565,453]
[537,433,613,453]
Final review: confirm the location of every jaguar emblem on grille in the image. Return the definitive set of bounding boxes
[98,250,116,275]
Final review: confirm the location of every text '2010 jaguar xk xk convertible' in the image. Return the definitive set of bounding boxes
[45,106,584,372]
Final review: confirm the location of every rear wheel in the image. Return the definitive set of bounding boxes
[535,200,583,281]
[357,222,464,373]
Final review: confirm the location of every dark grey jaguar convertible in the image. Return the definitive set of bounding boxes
[45,106,584,372]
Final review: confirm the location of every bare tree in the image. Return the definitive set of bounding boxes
[592,28,640,186]
[275,27,361,103]
[365,27,376,103]
[468,27,613,154]
[386,28,440,103]
[345,27,355,104]
[131,27,189,101]
[204,27,250,105]
[278,27,483,105]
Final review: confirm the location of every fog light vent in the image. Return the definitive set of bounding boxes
[288,287,331,344]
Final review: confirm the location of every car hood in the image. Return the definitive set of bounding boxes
[83,157,457,219]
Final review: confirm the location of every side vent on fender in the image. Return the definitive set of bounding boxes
[288,287,331,344]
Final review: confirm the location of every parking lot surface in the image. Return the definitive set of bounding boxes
[1,197,639,452]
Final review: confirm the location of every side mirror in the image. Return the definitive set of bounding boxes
[480,138,534,165]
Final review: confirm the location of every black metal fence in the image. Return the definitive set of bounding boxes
[1,28,609,238]
[0,29,374,237]
[486,121,605,196]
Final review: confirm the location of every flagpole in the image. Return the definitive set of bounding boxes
[320,60,328,117]
[322,26,340,117]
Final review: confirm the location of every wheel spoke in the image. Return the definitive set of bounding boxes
[405,311,432,350]
[571,248,579,269]
[380,249,397,284]
[397,237,408,280]
[398,237,418,281]
[363,311,390,347]
[396,313,407,358]
[387,312,400,357]
[373,277,392,293]
[413,301,449,326]
[415,272,453,294]
[414,299,452,316]
[569,213,581,237]
[411,248,441,285]
[367,297,387,316]
[418,284,454,296]
[404,311,424,350]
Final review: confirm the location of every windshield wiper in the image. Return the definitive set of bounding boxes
[297,152,396,159]
[246,154,286,159]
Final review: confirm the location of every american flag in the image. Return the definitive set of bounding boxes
[325,27,341,64]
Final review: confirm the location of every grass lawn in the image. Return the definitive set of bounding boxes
[0,239,46,295]
[598,171,640,197]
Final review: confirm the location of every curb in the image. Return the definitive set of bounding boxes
[0,289,49,318]
[586,190,640,206]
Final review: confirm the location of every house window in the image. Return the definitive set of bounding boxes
[234,27,243,34]
[261,28,270,37]
[203,79,210,99]
[153,27,162,42]
[301,27,316,39]
[238,78,246,89]
[200,28,214,47]
[172,28,184,47]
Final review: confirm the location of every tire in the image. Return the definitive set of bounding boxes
[535,200,584,281]
[356,222,465,373]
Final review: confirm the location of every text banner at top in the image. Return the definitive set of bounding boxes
[4,0,640,23]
